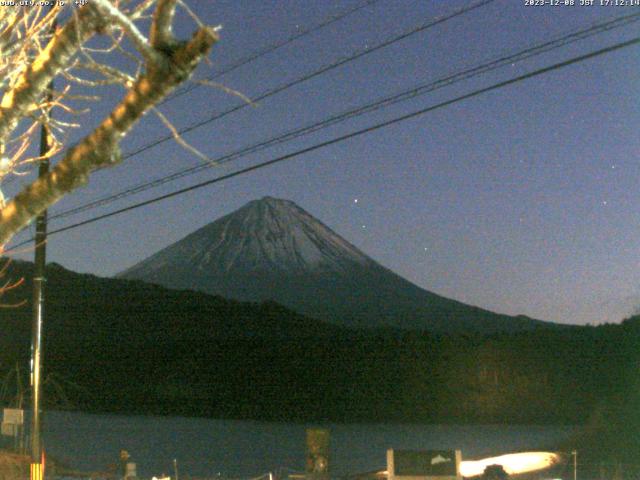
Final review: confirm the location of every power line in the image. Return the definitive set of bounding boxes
[122,0,497,159]
[1,0,493,194]
[0,0,382,192]
[49,11,640,221]
[161,0,384,104]
[11,36,639,249]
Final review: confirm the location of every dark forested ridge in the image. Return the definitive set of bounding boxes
[0,260,638,435]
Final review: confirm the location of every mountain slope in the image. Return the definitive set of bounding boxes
[119,197,551,333]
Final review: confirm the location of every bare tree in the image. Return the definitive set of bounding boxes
[0,1,219,247]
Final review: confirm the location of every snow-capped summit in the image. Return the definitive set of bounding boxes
[120,196,371,278]
[119,197,549,332]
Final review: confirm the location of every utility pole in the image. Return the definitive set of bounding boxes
[572,450,577,480]
[30,118,49,479]
[31,9,56,478]
[30,111,50,480]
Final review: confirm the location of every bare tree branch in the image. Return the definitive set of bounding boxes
[0,2,221,248]
[0,5,101,150]
[0,24,219,246]
[91,0,163,65]
[151,0,178,48]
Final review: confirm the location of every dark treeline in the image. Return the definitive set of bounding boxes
[0,261,639,465]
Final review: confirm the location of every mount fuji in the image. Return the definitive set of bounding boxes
[118,197,549,332]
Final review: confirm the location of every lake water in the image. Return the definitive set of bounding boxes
[38,411,579,478]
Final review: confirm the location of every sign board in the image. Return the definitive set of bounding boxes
[3,408,23,425]
[387,449,461,480]
[306,428,329,477]
[1,422,17,437]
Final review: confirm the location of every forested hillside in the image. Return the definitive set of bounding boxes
[0,261,637,431]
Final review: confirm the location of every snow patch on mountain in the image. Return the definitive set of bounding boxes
[119,196,553,332]
[121,197,372,278]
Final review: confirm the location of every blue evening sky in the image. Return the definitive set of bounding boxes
[7,0,640,325]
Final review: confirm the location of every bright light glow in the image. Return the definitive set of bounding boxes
[459,452,560,477]
[0,156,11,173]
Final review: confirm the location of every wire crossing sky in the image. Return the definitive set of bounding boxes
[7,0,640,326]
[12,34,640,247]
[46,11,640,222]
